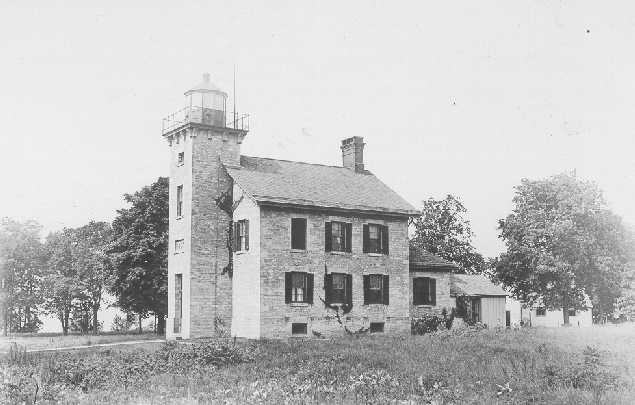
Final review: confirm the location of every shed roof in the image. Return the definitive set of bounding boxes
[225,156,418,215]
[409,247,458,271]
[450,274,507,297]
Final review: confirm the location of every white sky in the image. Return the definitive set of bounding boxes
[1,1,634,258]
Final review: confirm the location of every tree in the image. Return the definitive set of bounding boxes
[43,228,82,335]
[109,177,169,334]
[493,173,632,325]
[410,195,486,273]
[73,221,114,334]
[0,218,45,334]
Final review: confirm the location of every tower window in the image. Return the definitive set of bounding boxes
[175,239,184,254]
[176,185,183,218]
[177,152,184,166]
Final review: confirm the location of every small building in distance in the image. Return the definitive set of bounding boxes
[506,296,593,328]
[450,274,507,328]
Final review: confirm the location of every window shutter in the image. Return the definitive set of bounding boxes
[244,220,249,251]
[233,222,239,251]
[413,278,422,305]
[345,274,353,306]
[285,272,292,304]
[383,275,389,305]
[363,275,370,305]
[381,225,389,255]
[430,278,436,306]
[345,223,352,252]
[362,224,369,253]
[306,273,314,304]
[324,222,332,252]
[324,273,333,304]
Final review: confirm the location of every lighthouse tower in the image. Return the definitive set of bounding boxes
[163,73,249,339]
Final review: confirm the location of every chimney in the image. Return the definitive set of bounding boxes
[341,136,365,171]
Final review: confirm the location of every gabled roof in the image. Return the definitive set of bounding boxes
[225,156,418,216]
[409,247,458,272]
[450,274,507,297]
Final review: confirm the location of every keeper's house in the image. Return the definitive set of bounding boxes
[163,75,422,339]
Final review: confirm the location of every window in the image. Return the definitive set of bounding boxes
[291,218,307,250]
[176,185,183,217]
[175,239,184,254]
[291,323,307,335]
[234,220,249,252]
[285,272,314,304]
[413,277,436,306]
[177,152,184,166]
[370,322,384,333]
[174,274,182,333]
[363,224,389,254]
[325,221,352,252]
[325,273,352,305]
[536,307,546,316]
[568,308,576,317]
[363,274,389,305]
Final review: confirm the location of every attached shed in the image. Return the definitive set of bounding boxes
[450,274,507,328]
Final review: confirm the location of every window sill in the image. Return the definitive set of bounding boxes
[290,249,306,253]
[329,251,350,256]
[235,251,246,255]
[289,302,310,307]
[367,253,386,257]
[415,304,434,308]
[364,303,387,306]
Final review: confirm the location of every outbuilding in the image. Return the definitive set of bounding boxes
[450,274,507,328]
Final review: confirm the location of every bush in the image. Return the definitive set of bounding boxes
[412,309,455,335]
[111,314,134,332]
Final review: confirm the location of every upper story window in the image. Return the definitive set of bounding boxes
[325,221,352,253]
[176,185,183,217]
[234,219,249,252]
[413,277,436,306]
[175,239,185,254]
[364,274,389,305]
[363,224,389,254]
[325,273,352,305]
[177,152,184,166]
[284,272,314,304]
[291,218,307,250]
[536,307,546,316]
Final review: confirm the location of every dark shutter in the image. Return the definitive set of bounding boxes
[233,222,239,251]
[430,278,436,306]
[363,224,369,253]
[324,273,333,304]
[345,274,353,306]
[383,275,389,305]
[381,225,389,255]
[413,278,422,305]
[306,273,314,304]
[285,272,292,304]
[244,220,249,251]
[324,222,332,252]
[363,275,370,305]
[291,218,306,250]
[345,223,352,252]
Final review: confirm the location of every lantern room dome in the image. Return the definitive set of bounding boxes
[184,73,227,97]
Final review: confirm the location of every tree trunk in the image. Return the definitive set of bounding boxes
[92,307,99,335]
[138,314,142,334]
[157,314,165,335]
[562,295,570,326]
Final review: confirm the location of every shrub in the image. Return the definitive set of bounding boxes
[111,314,134,332]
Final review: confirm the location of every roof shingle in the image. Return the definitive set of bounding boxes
[450,274,507,296]
[225,156,418,215]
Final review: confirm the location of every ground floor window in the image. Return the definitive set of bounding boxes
[291,323,307,335]
[363,274,389,305]
[369,322,384,333]
[285,272,314,304]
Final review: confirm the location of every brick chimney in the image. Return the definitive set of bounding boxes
[341,136,365,171]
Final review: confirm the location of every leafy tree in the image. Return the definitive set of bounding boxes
[410,195,486,273]
[44,228,82,335]
[73,221,114,334]
[109,177,168,334]
[0,218,45,334]
[493,173,632,325]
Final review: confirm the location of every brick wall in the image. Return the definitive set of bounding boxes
[257,206,411,338]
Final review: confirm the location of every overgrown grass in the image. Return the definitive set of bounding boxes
[0,332,161,352]
[2,325,634,404]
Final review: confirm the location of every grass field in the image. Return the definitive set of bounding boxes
[2,324,634,404]
[0,331,161,352]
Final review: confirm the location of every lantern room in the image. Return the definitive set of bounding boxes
[184,73,227,127]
